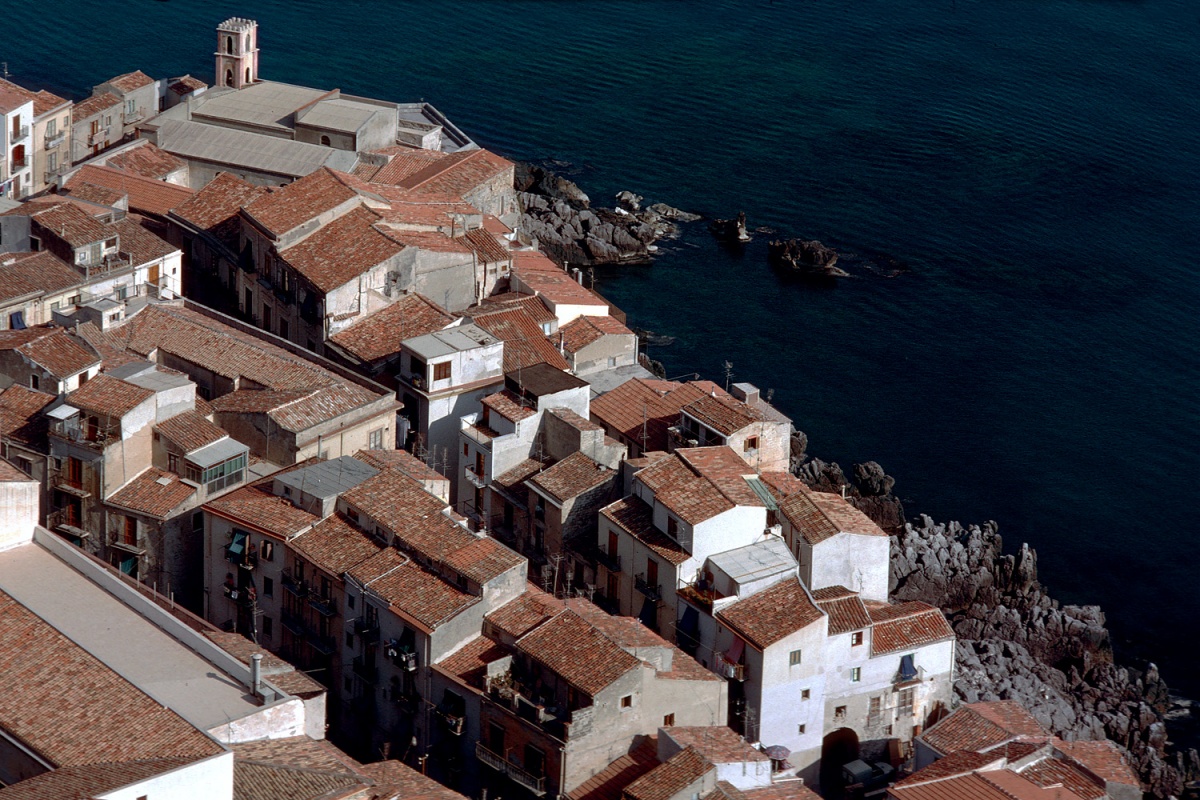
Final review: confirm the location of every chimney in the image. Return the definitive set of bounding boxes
[250,652,263,696]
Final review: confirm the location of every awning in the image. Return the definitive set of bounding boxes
[899,654,917,682]
[188,436,244,466]
[10,311,26,330]
[47,404,80,421]
[725,636,745,664]
[227,530,247,556]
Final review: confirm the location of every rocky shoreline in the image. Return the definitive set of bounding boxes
[791,449,1199,798]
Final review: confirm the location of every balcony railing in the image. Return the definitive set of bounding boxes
[716,652,746,681]
[352,656,379,684]
[46,508,88,537]
[44,132,65,150]
[308,593,336,617]
[385,641,419,672]
[11,125,28,142]
[282,569,309,597]
[678,579,723,612]
[50,418,118,450]
[309,633,338,656]
[596,549,621,573]
[51,473,92,498]
[282,609,306,636]
[634,574,661,602]
[11,157,27,171]
[350,616,380,643]
[465,465,487,489]
[475,743,546,796]
[226,547,258,570]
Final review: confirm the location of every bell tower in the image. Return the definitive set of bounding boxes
[215,18,260,90]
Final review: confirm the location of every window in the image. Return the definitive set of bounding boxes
[667,516,678,539]
[834,705,847,720]
[260,540,275,561]
[744,436,759,453]
[9,311,24,330]
[463,443,469,457]
[369,428,384,450]
[897,687,915,717]
[620,694,632,709]
[850,667,861,682]
[348,593,356,610]
[278,318,289,340]
[126,99,135,116]
[320,134,331,146]
[851,631,864,646]
[46,118,56,137]
[663,713,675,726]
[868,696,882,727]
[121,516,137,546]
[346,632,354,648]
[202,453,247,493]
[185,463,202,483]
[798,724,806,734]
[801,688,810,700]
[262,304,271,331]
[192,511,203,535]
[168,453,179,473]
[433,361,452,381]
[28,374,38,390]
[47,152,57,172]
[116,285,128,301]
[14,456,31,475]
[262,616,273,638]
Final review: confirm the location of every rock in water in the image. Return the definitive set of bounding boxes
[768,238,848,278]
[647,202,701,222]
[709,211,751,242]
[615,190,642,212]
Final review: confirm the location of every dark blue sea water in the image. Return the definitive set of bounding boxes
[12,0,1200,694]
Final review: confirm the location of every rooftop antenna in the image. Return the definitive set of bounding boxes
[722,361,734,391]
[1,63,8,81]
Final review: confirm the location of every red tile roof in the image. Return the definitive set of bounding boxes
[67,373,153,418]
[278,205,406,294]
[812,585,872,634]
[328,293,453,364]
[204,469,321,539]
[0,79,68,117]
[0,327,95,378]
[107,467,198,519]
[348,548,479,629]
[168,75,208,95]
[481,389,537,423]
[0,758,204,800]
[485,586,566,641]
[379,227,474,255]
[103,70,154,93]
[0,588,224,768]
[23,202,112,247]
[681,394,760,437]
[436,635,511,690]
[1052,739,1139,788]
[567,737,660,800]
[67,164,195,217]
[242,167,361,238]
[155,410,228,453]
[777,484,887,545]
[355,448,448,485]
[106,143,187,181]
[360,759,471,800]
[920,701,1048,757]
[73,91,121,119]
[516,610,641,696]
[528,451,615,503]
[739,782,823,800]
[62,181,126,208]
[390,148,514,201]
[636,447,764,526]
[368,148,449,186]
[112,216,179,265]
[559,314,634,353]
[465,227,511,264]
[547,407,604,432]
[893,750,1003,788]
[1020,757,1105,800]
[0,385,54,446]
[170,172,270,243]
[716,578,825,650]
[890,771,1029,800]
[662,727,768,764]
[513,251,610,309]
[591,379,728,454]
[601,496,689,565]
[471,292,557,326]
[290,512,381,577]
[623,747,713,800]
[864,600,954,655]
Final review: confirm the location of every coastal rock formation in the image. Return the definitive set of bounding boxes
[768,238,849,278]
[794,456,907,531]
[891,514,1200,797]
[516,164,696,266]
[709,212,751,243]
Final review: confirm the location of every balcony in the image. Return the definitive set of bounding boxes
[596,549,621,573]
[282,569,309,598]
[87,130,106,146]
[51,473,91,498]
[46,509,89,539]
[716,652,746,681]
[475,743,546,796]
[351,616,380,643]
[634,574,661,603]
[10,125,28,142]
[44,132,65,150]
[226,547,258,570]
[50,418,118,451]
[678,579,724,612]
[352,656,379,684]
[223,584,253,605]
[465,465,487,489]
[395,691,420,715]
[385,641,418,672]
[309,633,338,656]
[282,609,306,636]
[308,593,336,617]
[11,157,27,171]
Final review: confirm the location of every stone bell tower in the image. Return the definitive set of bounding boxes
[215,18,260,90]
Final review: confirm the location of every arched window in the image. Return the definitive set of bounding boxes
[226,36,234,54]
[320,135,331,147]
[245,67,251,84]
[226,69,234,87]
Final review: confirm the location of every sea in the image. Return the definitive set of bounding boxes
[11,0,1200,697]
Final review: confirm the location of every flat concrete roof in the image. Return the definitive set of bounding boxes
[192,82,329,132]
[297,98,381,133]
[0,541,261,732]
[125,367,194,393]
[405,323,498,360]
[709,537,796,584]
[275,455,378,501]
[155,119,358,179]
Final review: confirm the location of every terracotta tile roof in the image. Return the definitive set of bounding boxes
[170,172,269,246]
[474,307,569,372]
[242,167,362,238]
[103,70,154,93]
[471,293,557,327]
[107,467,197,519]
[0,79,68,117]
[812,586,872,634]
[739,782,823,800]
[1052,739,1139,788]
[67,373,153,418]
[559,314,634,354]
[0,87,30,114]
[290,512,381,576]
[591,380,727,454]
[359,759,470,800]
[0,385,54,446]
[980,769,1089,800]
[547,407,604,432]
[67,164,195,217]
[0,250,80,304]
[663,727,768,764]
[373,192,482,230]
[482,389,537,423]
[516,609,641,696]
[73,91,120,118]
[443,535,525,585]
[716,578,825,650]
[379,227,474,255]
[758,471,806,499]
[1020,757,1104,800]
[202,633,326,698]
[465,227,510,264]
[391,148,514,200]
[601,496,689,565]
[15,328,99,379]
[204,469,321,539]
[567,737,660,800]
[890,772,1019,800]
[368,148,449,185]
[278,205,406,294]
[513,250,610,308]
[156,410,227,453]
[894,750,1002,788]
[106,143,187,181]
[486,587,566,640]
[64,181,126,208]
[232,735,363,774]
[0,758,204,800]
[920,701,1047,757]
[436,635,511,690]
[674,447,763,506]
[349,549,479,629]
[233,761,365,800]
[777,484,886,545]
[623,747,713,800]
[0,588,223,768]
[484,215,513,235]
[355,448,447,484]
[169,75,208,95]
[328,293,453,364]
[528,451,615,504]
[112,216,179,265]
[865,600,954,655]
[636,448,765,526]
[681,394,760,437]
[24,202,112,247]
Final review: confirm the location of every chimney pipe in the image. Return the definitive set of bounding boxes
[251,652,263,696]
